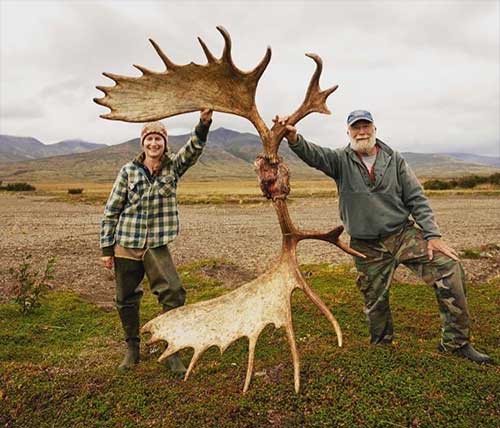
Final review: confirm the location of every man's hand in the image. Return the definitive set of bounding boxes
[101,256,114,270]
[200,109,213,125]
[273,115,298,143]
[427,238,459,261]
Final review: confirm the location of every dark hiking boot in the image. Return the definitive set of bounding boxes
[118,338,140,370]
[166,353,187,377]
[438,343,494,364]
[371,337,393,346]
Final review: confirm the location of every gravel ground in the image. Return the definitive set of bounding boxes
[1,193,499,307]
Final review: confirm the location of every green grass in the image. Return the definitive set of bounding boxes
[1,262,499,428]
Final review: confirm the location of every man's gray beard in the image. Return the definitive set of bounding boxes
[350,134,376,155]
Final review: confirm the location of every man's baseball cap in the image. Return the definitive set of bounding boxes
[347,110,374,126]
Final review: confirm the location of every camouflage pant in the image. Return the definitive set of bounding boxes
[350,223,470,350]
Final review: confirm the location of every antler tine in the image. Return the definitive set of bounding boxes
[197,36,217,64]
[296,225,344,243]
[243,337,257,393]
[95,85,112,96]
[250,46,272,81]
[216,25,233,63]
[304,53,338,114]
[216,25,271,81]
[94,87,113,115]
[333,239,366,259]
[93,97,108,108]
[289,53,338,124]
[300,281,343,347]
[133,64,155,76]
[285,322,300,393]
[217,24,263,79]
[148,38,178,70]
[304,53,322,97]
[269,53,338,150]
[95,27,272,132]
[296,224,366,258]
[102,71,133,83]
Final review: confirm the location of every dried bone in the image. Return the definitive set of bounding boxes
[95,27,363,392]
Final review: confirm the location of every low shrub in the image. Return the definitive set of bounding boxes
[489,172,500,185]
[423,179,454,190]
[460,248,482,259]
[456,175,489,189]
[9,255,56,314]
[5,182,36,191]
[68,188,84,195]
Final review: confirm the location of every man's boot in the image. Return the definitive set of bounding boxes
[438,343,494,364]
[119,338,140,370]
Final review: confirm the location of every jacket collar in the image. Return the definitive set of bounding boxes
[133,152,173,178]
[346,139,393,188]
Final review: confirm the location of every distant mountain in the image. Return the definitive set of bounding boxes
[47,139,108,156]
[400,152,500,178]
[0,128,321,182]
[0,135,107,162]
[0,128,498,183]
[440,152,500,168]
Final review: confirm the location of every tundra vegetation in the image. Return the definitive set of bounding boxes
[0,261,498,428]
[0,182,36,192]
[9,254,56,314]
[423,173,500,190]
[68,188,84,195]
[4,174,500,206]
[0,184,498,426]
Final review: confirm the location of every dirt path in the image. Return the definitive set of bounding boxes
[1,193,499,307]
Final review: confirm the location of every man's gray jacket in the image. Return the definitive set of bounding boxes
[289,135,441,240]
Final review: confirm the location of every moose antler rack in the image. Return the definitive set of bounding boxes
[95,26,363,393]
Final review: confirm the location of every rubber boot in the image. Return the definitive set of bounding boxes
[117,305,141,370]
[165,353,187,377]
[160,307,187,377]
[143,247,188,377]
[118,338,140,370]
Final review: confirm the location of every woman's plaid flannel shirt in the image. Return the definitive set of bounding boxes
[100,122,208,255]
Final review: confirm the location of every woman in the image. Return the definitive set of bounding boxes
[100,109,213,372]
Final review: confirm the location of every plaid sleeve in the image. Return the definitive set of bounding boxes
[172,120,209,178]
[100,166,128,248]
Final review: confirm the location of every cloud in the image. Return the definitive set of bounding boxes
[0,0,498,155]
[0,101,44,120]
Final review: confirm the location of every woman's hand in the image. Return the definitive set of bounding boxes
[101,256,114,270]
[200,109,213,125]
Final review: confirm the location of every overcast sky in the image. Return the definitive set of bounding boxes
[1,0,499,156]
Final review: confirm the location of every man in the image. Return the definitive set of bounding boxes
[100,109,213,372]
[275,110,492,364]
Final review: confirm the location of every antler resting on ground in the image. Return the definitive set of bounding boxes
[143,160,363,393]
[96,27,362,393]
[142,247,322,394]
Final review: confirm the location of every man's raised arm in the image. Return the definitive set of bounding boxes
[274,114,340,179]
